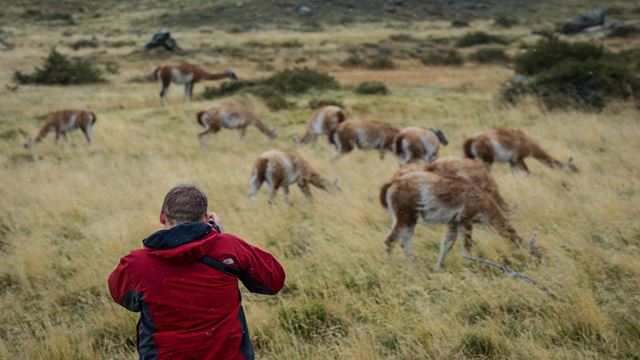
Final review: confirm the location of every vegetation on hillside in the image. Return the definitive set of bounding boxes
[13,48,105,85]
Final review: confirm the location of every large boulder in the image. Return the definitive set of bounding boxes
[560,9,605,34]
[144,28,182,52]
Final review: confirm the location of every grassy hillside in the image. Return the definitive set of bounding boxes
[1,3,640,359]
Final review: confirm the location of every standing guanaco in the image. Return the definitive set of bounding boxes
[393,127,449,164]
[24,109,96,148]
[197,103,277,147]
[154,62,237,105]
[295,105,346,145]
[329,119,399,160]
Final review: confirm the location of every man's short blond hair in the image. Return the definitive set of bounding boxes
[161,184,208,225]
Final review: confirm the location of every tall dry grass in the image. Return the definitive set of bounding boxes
[1,16,639,360]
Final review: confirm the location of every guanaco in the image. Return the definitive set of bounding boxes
[154,62,237,105]
[249,148,335,205]
[295,105,346,145]
[24,109,96,148]
[329,119,399,160]
[393,127,449,164]
[197,103,277,147]
[463,128,578,173]
[380,171,534,271]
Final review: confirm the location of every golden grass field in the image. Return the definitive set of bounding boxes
[1,8,640,359]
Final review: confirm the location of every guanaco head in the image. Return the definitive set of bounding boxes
[224,69,238,81]
[23,136,35,149]
[268,128,278,140]
[564,157,579,173]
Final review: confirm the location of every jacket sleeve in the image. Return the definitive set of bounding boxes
[215,234,286,295]
[108,254,143,312]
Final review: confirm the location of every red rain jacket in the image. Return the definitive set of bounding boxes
[108,222,285,360]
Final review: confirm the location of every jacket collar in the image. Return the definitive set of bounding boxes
[143,222,212,249]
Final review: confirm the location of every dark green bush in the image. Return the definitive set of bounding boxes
[354,81,389,95]
[14,48,104,85]
[494,15,519,28]
[502,59,640,110]
[513,38,603,76]
[607,25,640,38]
[455,31,509,48]
[451,19,470,28]
[420,49,464,66]
[69,38,98,50]
[468,48,509,63]
[389,33,417,42]
[308,98,344,109]
[342,54,367,67]
[366,55,395,70]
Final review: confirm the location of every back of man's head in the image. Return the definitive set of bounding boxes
[161,184,208,226]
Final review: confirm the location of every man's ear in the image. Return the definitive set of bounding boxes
[201,214,209,224]
[160,212,168,226]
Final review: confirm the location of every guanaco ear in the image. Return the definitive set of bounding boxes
[270,128,278,139]
[566,157,579,173]
[333,177,340,190]
[23,136,33,149]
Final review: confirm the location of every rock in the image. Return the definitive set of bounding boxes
[144,28,182,52]
[297,5,313,16]
[393,0,404,6]
[560,9,605,34]
[510,74,528,84]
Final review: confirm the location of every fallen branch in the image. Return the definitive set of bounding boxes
[462,253,559,301]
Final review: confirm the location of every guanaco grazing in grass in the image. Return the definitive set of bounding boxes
[329,119,399,160]
[197,103,277,147]
[294,105,346,145]
[425,156,509,213]
[249,148,336,205]
[380,171,535,271]
[393,127,449,164]
[463,128,578,173]
[154,62,237,105]
[24,109,96,148]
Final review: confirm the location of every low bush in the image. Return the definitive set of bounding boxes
[366,55,395,70]
[455,31,509,48]
[502,59,640,110]
[451,19,470,28]
[420,49,464,66]
[308,98,344,109]
[354,81,389,95]
[69,38,98,50]
[14,48,104,85]
[341,54,367,67]
[494,15,519,28]
[468,48,509,63]
[607,25,640,38]
[513,38,603,76]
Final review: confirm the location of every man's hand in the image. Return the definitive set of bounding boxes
[207,212,224,233]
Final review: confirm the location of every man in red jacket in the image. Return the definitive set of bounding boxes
[108,184,285,360]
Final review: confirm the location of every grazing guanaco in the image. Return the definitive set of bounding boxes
[153,62,237,105]
[24,109,96,148]
[248,148,335,205]
[425,156,509,213]
[197,103,277,147]
[295,105,346,145]
[393,127,449,164]
[380,171,535,271]
[329,119,399,160]
[463,128,578,173]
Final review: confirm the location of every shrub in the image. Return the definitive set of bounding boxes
[494,15,519,28]
[468,48,509,63]
[355,81,389,95]
[420,49,464,66]
[451,19,470,28]
[502,59,640,110]
[69,38,98,50]
[513,38,603,76]
[366,55,395,70]
[14,48,104,85]
[455,31,509,48]
[389,33,417,42]
[308,98,344,109]
[607,25,640,38]
[265,67,339,93]
[342,53,367,67]
[250,86,293,111]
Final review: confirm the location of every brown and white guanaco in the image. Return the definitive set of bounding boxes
[153,62,237,105]
[393,127,448,164]
[197,103,277,147]
[24,109,96,148]
[329,119,399,160]
[248,148,335,205]
[380,171,535,271]
[463,128,578,173]
[294,105,346,145]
